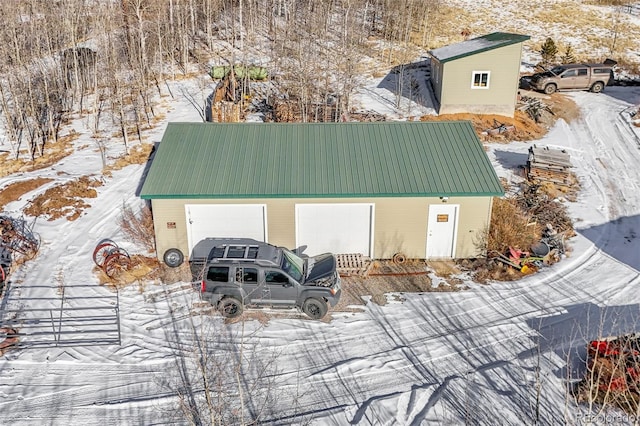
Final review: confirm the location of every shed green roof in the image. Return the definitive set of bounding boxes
[139,121,504,199]
[430,32,530,64]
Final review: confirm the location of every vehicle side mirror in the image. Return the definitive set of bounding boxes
[293,245,308,256]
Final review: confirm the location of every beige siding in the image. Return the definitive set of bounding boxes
[454,196,494,258]
[151,196,493,262]
[439,43,523,117]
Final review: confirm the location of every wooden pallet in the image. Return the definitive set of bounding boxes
[528,145,572,168]
[526,145,574,187]
[336,253,371,276]
[528,166,572,183]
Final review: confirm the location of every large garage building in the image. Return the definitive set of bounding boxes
[139,121,503,265]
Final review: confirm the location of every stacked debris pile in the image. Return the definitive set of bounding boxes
[209,70,244,122]
[575,334,640,415]
[518,95,554,123]
[481,119,515,137]
[271,97,341,122]
[514,183,575,236]
[526,145,574,187]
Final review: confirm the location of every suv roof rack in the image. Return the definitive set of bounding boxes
[210,244,261,260]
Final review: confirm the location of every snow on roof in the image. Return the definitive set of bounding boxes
[430,32,530,63]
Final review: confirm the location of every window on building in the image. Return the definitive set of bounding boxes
[471,71,490,89]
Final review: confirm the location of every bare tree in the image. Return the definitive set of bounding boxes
[159,313,285,424]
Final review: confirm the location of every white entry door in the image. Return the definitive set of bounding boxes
[185,204,267,252]
[426,204,459,259]
[295,203,374,257]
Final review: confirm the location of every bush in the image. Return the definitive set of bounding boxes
[487,197,541,256]
[119,203,155,253]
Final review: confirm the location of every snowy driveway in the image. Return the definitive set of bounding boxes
[0,87,640,424]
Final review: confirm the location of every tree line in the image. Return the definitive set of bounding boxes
[0,0,442,160]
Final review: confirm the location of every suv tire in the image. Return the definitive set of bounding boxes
[163,248,184,267]
[219,297,243,318]
[590,82,604,93]
[543,83,557,95]
[302,298,328,320]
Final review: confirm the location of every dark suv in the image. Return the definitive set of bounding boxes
[190,238,341,320]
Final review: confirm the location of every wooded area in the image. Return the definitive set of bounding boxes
[0,0,443,161]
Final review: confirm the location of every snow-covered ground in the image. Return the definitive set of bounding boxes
[0,72,640,425]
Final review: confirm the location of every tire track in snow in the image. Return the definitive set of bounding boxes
[267,92,640,423]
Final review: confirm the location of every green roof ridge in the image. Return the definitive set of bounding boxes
[140,121,504,199]
[430,32,530,63]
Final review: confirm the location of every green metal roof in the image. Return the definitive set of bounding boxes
[139,121,504,199]
[430,32,530,64]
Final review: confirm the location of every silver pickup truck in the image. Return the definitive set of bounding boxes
[528,62,615,95]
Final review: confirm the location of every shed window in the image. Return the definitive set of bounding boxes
[471,71,490,89]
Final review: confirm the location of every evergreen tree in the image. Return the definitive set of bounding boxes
[560,45,576,64]
[539,38,558,66]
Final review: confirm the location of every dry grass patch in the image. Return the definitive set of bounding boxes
[421,110,546,142]
[0,133,76,178]
[427,260,461,278]
[24,176,102,221]
[0,178,53,210]
[421,4,488,48]
[96,255,191,287]
[425,0,640,65]
[105,143,154,174]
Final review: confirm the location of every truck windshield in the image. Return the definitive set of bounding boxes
[281,249,304,282]
[549,66,566,75]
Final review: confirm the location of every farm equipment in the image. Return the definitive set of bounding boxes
[0,215,40,259]
[575,333,640,413]
[491,225,566,274]
[0,215,41,283]
[587,335,640,391]
[492,247,549,274]
[93,239,131,278]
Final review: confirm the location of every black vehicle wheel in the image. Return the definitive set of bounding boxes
[302,298,328,320]
[219,297,243,318]
[591,82,604,93]
[163,248,184,268]
[543,83,557,95]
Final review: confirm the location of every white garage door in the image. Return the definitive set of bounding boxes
[185,204,267,252]
[295,203,374,257]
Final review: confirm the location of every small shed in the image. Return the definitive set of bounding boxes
[429,32,530,117]
[139,121,504,265]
